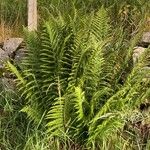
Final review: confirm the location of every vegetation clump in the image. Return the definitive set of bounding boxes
[0,0,150,149]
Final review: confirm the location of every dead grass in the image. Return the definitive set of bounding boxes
[142,16,150,32]
[0,21,23,42]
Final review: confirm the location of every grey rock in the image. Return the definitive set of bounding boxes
[0,48,9,66]
[0,49,6,77]
[141,32,150,45]
[133,47,146,64]
[14,48,26,64]
[3,38,23,54]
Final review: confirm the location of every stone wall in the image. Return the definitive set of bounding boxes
[133,32,150,64]
[0,38,25,90]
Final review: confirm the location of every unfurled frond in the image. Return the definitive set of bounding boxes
[6,61,25,84]
[21,105,42,124]
[74,86,90,122]
[83,39,105,102]
[59,26,76,89]
[91,6,111,41]
[40,22,58,78]
[46,97,65,137]
[68,42,90,87]
[22,31,41,78]
[39,23,58,106]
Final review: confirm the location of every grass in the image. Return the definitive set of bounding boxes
[0,0,149,39]
[0,22,23,42]
[0,0,26,42]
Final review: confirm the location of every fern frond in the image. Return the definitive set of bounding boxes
[21,105,42,124]
[68,43,91,87]
[46,97,65,137]
[6,61,25,85]
[88,112,123,144]
[91,6,111,41]
[74,86,90,122]
[82,38,106,106]
[59,26,76,89]
[22,31,41,78]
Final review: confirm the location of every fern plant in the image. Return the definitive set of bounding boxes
[6,6,150,149]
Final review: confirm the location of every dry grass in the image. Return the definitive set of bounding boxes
[146,16,150,31]
[0,21,23,42]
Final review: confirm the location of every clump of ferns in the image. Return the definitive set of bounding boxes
[6,6,150,148]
